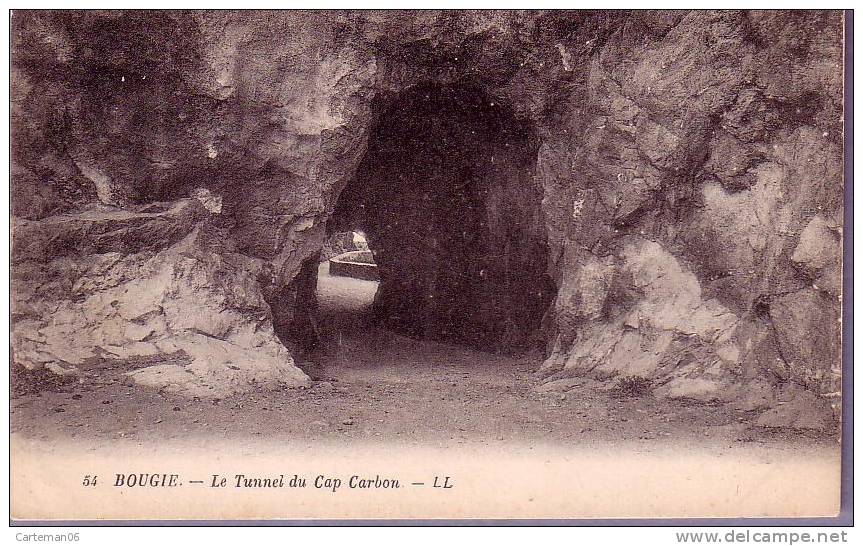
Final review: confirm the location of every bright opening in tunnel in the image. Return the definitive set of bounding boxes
[320,83,556,353]
[315,231,380,344]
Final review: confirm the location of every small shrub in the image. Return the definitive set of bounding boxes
[614,375,653,398]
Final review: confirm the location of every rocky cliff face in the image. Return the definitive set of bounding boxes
[11,10,844,426]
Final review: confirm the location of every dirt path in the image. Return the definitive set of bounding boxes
[11,263,837,453]
[10,264,843,521]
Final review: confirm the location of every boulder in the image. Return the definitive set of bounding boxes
[11,195,310,396]
[755,385,837,432]
[791,215,843,296]
[769,289,842,394]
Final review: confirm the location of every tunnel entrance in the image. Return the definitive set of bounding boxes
[327,83,555,352]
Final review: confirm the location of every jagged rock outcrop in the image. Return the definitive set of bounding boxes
[536,11,843,428]
[11,10,844,425]
[10,192,310,396]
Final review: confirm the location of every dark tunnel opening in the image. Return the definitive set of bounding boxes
[322,82,556,352]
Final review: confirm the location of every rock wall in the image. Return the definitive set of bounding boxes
[536,11,844,427]
[11,10,844,423]
[10,193,310,396]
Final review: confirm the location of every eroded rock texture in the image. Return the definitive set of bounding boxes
[11,194,310,396]
[11,10,844,425]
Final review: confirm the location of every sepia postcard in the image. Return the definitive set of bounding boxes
[7,8,850,523]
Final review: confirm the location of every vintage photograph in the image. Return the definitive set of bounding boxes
[9,9,847,521]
